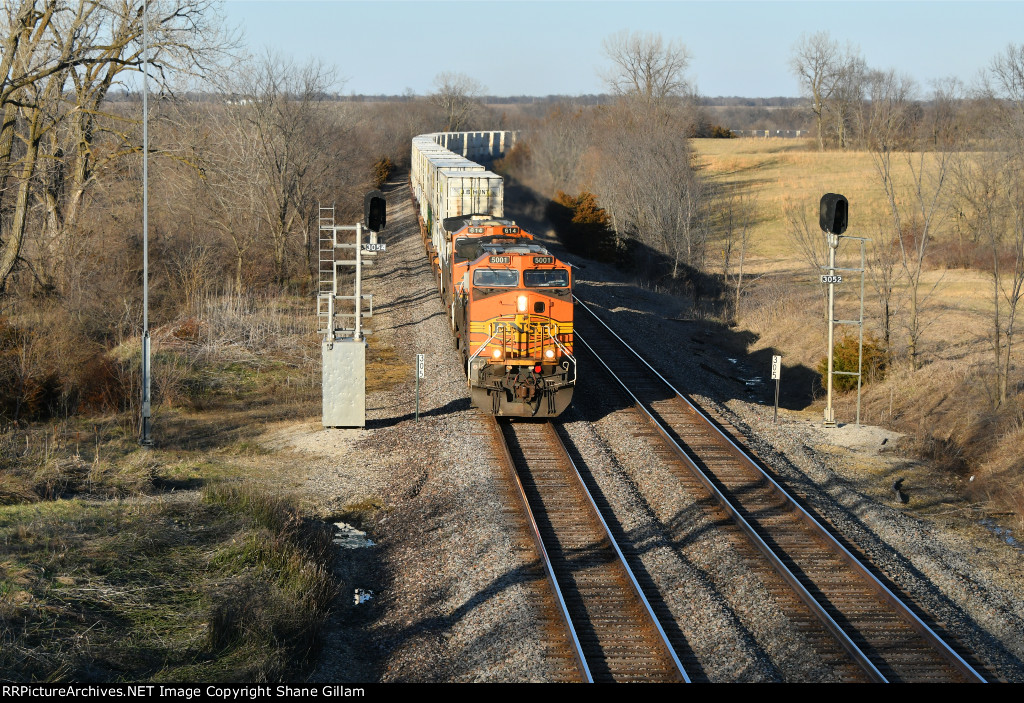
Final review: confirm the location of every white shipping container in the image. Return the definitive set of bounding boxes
[425,157,483,209]
[432,170,504,264]
[440,171,503,217]
[411,132,515,263]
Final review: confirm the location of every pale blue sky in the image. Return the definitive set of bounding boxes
[222,1,1024,97]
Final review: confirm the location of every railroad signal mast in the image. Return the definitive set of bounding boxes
[319,191,386,428]
[819,193,867,427]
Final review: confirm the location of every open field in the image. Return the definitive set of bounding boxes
[692,138,1022,533]
[695,137,1001,359]
[694,137,952,265]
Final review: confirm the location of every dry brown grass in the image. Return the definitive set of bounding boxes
[695,138,952,265]
[0,290,404,681]
[0,485,336,682]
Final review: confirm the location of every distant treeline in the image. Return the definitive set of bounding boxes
[103,90,805,106]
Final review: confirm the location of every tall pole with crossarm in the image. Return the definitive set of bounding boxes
[140,0,153,446]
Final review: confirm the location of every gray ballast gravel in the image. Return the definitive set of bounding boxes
[300,182,567,682]
[293,179,1024,682]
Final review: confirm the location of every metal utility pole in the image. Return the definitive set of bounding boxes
[140,1,152,446]
[824,231,839,427]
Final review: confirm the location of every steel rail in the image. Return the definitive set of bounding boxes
[573,295,987,683]
[494,416,690,683]
[573,330,885,682]
[488,416,593,683]
[546,420,690,683]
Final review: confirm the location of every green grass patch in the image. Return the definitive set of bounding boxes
[0,484,337,682]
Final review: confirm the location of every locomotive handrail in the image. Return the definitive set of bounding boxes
[466,328,500,367]
[547,328,577,384]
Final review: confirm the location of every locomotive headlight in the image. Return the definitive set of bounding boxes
[491,348,503,360]
[544,348,555,360]
[517,295,528,312]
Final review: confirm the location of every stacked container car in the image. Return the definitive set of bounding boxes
[410,132,575,417]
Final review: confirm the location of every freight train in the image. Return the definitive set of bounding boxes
[411,132,575,417]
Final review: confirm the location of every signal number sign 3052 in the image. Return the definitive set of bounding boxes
[820,274,843,284]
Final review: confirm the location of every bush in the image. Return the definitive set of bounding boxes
[0,314,136,421]
[0,317,62,421]
[492,141,531,176]
[817,332,886,393]
[693,121,736,138]
[547,190,625,263]
[371,157,393,189]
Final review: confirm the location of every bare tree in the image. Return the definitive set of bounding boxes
[872,82,961,370]
[790,31,844,150]
[216,53,343,286]
[829,51,867,149]
[720,193,758,320]
[999,171,1024,407]
[0,0,231,294]
[189,102,266,292]
[527,105,591,194]
[590,106,707,280]
[865,224,905,363]
[600,30,692,111]
[429,71,484,132]
[969,43,1024,406]
[36,0,231,293]
[783,199,830,318]
[0,0,81,292]
[0,1,62,195]
[856,68,918,151]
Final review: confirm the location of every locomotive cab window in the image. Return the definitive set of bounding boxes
[473,269,519,287]
[524,269,569,287]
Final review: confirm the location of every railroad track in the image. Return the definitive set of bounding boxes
[489,415,690,683]
[573,297,989,683]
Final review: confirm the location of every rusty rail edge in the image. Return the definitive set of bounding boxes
[544,421,691,683]
[486,415,593,683]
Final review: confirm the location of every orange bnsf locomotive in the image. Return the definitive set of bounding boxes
[411,131,575,417]
[446,217,575,417]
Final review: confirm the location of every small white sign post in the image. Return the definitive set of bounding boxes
[771,355,782,423]
[415,353,424,422]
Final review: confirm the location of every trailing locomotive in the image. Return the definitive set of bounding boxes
[411,132,575,417]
